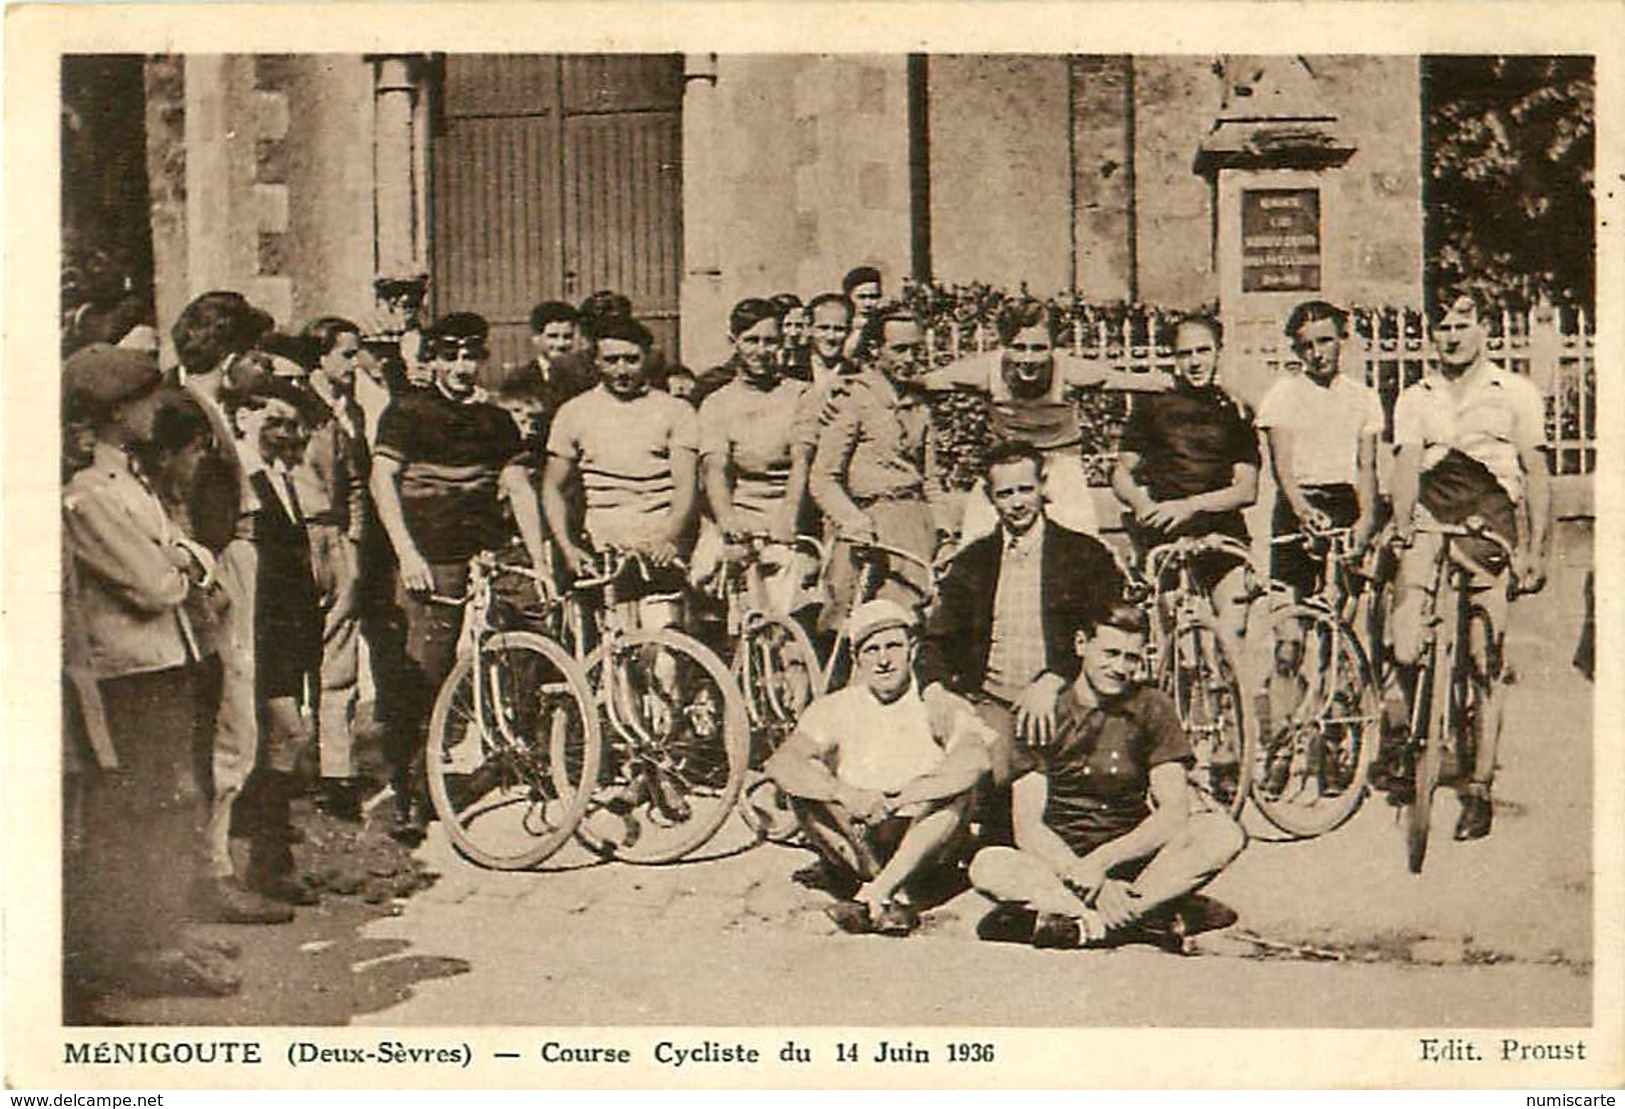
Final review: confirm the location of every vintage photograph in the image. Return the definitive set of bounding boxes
[15,6,1614,1083]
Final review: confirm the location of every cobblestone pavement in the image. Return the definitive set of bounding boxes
[98,526,1596,1027]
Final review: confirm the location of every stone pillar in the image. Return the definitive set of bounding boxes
[369,55,431,294]
[1195,55,1356,410]
[679,52,724,371]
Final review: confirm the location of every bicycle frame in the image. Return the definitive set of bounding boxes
[822,538,942,689]
[718,534,827,725]
[432,551,555,762]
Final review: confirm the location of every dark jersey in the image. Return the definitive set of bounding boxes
[374,387,524,563]
[1011,684,1193,855]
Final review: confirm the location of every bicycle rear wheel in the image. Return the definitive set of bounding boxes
[733,613,824,841]
[1159,613,1251,818]
[1252,604,1376,838]
[580,627,751,863]
[1406,633,1453,874]
[426,631,601,870]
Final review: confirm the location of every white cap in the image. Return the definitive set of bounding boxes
[846,598,916,650]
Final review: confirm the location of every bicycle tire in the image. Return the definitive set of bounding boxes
[1407,631,1453,874]
[426,631,602,870]
[1158,612,1251,818]
[579,627,751,864]
[732,613,824,842]
[1251,604,1377,838]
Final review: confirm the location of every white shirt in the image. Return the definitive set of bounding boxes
[1393,362,1546,502]
[793,682,986,794]
[1255,371,1383,487]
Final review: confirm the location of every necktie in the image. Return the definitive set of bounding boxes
[280,469,304,525]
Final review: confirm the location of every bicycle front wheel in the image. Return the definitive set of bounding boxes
[1406,632,1454,874]
[1159,613,1251,818]
[581,627,751,864]
[1252,604,1377,838]
[733,613,824,841]
[426,631,602,870]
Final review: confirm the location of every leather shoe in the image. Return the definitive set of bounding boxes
[1454,791,1493,840]
[316,779,365,823]
[976,904,1038,945]
[824,899,873,934]
[873,901,920,937]
[193,877,295,925]
[1031,912,1083,950]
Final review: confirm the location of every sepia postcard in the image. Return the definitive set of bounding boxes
[5,0,1622,1091]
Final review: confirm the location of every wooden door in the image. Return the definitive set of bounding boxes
[431,54,683,375]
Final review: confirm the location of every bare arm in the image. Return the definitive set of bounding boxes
[1059,354,1172,394]
[664,446,699,550]
[499,462,549,578]
[1353,431,1380,543]
[1010,771,1081,876]
[700,451,739,536]
[1518,444,1552,590]
[1265,426,1316,523]
[1389,443,1422,541]
[541,453,590,575]
[369,453,430,592]
[1110,448,1155,518]
[920,350,996,394]
[890,733,990,808]
[764,730,879,817]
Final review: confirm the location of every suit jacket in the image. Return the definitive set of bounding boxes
[918,519,1123,696]
[249,469,321,700]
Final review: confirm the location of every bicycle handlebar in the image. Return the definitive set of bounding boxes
[845,538,953,579]
[1144,532,1257,576]
[1407,518,1518,562]
[570,546,690,592]
[426,550,554,606]
[721,533,830,567]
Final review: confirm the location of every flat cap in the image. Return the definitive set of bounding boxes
[845,598,916,650]
[62,342,162,406]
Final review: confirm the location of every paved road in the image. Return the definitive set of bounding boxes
[102,524,1594,1028]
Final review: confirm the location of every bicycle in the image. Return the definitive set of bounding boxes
[1251,528,1384,838]
[820,537,947,691]
[561,547,752,864]
[1133,534,1259,818]
[423,550,602,870]
[717,534,829,840]
[1387,519,1516,874]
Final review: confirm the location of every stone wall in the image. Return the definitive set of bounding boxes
[145,54,377,349]
[928,55,1071,294]
[680,54,912,370]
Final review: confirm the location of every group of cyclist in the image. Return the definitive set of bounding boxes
[61,263,1552,993]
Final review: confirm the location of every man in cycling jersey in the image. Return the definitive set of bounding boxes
[923,299,1168,542]
[370,312,549,843]
[543,316,701,580]
[1257,300,1383,595]
[1111,313,1259,645]
[1378,290,1550,841]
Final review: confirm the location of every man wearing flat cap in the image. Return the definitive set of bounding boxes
[62,343,242,996]
[765,599,991,937]
[370,311,550,842]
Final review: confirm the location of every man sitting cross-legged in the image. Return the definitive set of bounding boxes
[969,602,1246,950]
[764,599,992,937]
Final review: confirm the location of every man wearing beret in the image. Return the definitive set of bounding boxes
[62,344,241,996]
[765,599,991,937]
[370,311,550,843]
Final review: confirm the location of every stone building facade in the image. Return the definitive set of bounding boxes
[125,52,1423,373]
